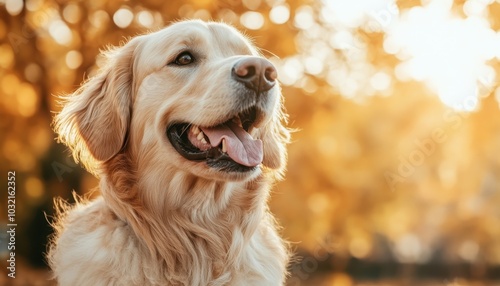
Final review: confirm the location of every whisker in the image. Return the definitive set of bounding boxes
[180,123,192,137]
[260,48,280,59]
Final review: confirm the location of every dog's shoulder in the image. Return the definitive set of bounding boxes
[52,197,127,247]
[48,197,151,285]
[230,216,289,285]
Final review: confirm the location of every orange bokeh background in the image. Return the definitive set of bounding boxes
[2,0,500,285]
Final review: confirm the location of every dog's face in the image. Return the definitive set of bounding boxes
[55,20,289,183]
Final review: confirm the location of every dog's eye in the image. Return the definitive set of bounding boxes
[173,52,195,66]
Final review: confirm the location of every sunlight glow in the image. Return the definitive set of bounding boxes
[278,57,304,86]
[294,6,314,29]
[304,56,324,75]
[370,71,391,91]
[385,0,498,110]
[322,0,398,29]
[463,0,491,17]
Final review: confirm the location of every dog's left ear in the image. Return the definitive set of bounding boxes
[260,104,291,177]
[54,37,140,173]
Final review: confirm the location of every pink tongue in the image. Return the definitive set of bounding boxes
[200,121,263,167]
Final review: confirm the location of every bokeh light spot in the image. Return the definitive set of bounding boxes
[24,63,42,83]
[297,76,318,94]
[29,125,52,156]
[65,50,83,69]
[277,57,304,86]
[3,139,21,161]
[113,7,134,29]
[1,73,20,96]
[136,11,154,28]
[240,11,264,30]
[49,20,72,45]
[317,135,337,157]
[270,5,290,24]
[25,177,45,200]
[370,71,391,91]
[63,3,82,24]
[304,56,324,75]
[495,87,500,107]
[30,9,52,28]
[6,0,23,16]
[458,240,479,262]
[463,0,489,17]
[17,82,38,117]
[395,234,422,263]
[294,6,315,29]
[89,10,110,27]
[193,9,211,21]
[178,4,194,18]
[242,0,261,10]
[325,273,353,286]
[349,237,372,259]
[0,44,14,69]
[217,9,238,24]
[308,193,330,214]
[25,0,43,11]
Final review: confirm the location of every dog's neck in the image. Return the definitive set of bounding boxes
[99,153,273,283]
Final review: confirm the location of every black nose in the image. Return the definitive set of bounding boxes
[231,57,277,93]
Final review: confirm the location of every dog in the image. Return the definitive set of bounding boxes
[47,20,291,285]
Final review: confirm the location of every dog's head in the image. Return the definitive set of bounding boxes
[55,20,289,183]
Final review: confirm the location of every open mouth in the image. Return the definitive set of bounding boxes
[166,106,263,172]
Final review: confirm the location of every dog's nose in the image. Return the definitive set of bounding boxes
[232,57,277,93]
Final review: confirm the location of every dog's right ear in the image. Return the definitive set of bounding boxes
[54,37,140,174]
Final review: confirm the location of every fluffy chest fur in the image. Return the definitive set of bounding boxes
[48,175,288,286]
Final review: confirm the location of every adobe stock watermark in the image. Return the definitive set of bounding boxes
[52,156,78,182]
[365,0,495,33]
[287,235,338,285]
[385,77,497,191]
[366,2,399,32]
[6,171,17,279]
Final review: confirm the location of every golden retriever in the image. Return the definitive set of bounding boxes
[47,20,291,285]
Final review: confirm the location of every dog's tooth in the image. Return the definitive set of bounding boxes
[222,138,227,153]
[201,138,208,144]
[197,132,204,141]
[192,126,200,135]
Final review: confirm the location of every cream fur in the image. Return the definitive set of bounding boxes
[47,20,290,286]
